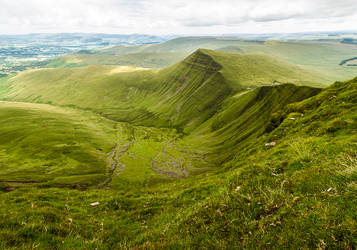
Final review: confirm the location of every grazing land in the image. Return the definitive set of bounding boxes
[0,37,356,249]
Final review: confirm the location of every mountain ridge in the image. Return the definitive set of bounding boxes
[0,49,327,131]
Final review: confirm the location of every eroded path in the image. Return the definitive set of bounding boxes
[98,140,134,188]
[151,143,189,178]
[0,181,40,192]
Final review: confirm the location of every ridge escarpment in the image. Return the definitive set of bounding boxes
[0,49,327,132]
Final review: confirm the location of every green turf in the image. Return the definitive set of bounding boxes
[0,48,355,248]
[0,76,355,249]
[0,101,205,190]
[0,102,117,185]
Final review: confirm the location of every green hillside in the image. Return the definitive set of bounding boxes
[0,45,356,248]
[0,101,205,190]
[0,49,327,132]
[186,84,322,164]
[0,102,116,186]
[0,71,355,248]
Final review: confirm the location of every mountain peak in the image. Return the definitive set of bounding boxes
[182,49,222,72]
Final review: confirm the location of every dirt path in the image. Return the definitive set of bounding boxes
[97,140,133,188]
[0,181,39,192]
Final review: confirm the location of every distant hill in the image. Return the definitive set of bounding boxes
[47,37,357,84]
[96,37,264,55]
[46,52,187,69]
[341,38,357,45]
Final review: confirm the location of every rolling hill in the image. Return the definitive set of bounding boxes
[57,37,357,84]
[46,52,188,69]
[240,41,357,81]
[0,49,327,131]
[0,102,116,187]
[95,37,261,55]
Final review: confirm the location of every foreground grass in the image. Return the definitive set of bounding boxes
[0,130,355,249]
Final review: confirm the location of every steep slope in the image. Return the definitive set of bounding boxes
[155,77,357,248]
[186,84,322,164]
[141,49,232,129]
[0,49,327,131]
[0,77,355,249]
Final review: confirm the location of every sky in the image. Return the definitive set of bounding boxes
[0,0,356,35]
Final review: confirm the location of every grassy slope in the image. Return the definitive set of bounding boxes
[185,84,322,164]
[203,49,326,87]
[0,44,355,248]
[0,101,117,186]
[0,50,326,131]
[0,101,206,190]
[159,77,357,248]
[46,52,187,69]
[0,77,355,249]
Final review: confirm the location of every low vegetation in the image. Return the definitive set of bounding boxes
[0,48,355,248]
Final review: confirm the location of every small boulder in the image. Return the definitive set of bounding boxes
[265,142,276,147]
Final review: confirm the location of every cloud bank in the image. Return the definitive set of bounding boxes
[0,0,356,34]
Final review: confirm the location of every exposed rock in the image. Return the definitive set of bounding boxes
[265,142,276,147]
[90,202,100,207]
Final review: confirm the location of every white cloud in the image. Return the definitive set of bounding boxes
[0,0,356,34]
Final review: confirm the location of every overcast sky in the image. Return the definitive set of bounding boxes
[0,0,356,35]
